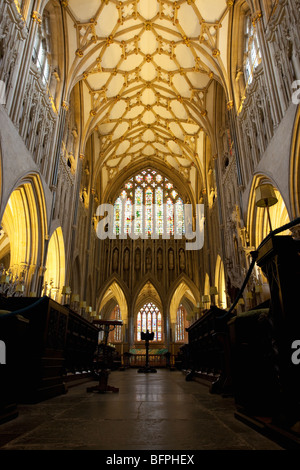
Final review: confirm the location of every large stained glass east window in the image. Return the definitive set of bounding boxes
[113,169,185,237]
[137,302,162,342]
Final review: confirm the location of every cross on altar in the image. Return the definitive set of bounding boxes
[138,330,157,374]
[87,319,123,393]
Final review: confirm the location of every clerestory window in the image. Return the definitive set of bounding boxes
[244,14,261,86]
[32,12,51,86]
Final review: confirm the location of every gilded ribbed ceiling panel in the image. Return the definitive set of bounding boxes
[65,0,231,174]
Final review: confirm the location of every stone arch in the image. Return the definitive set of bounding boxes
[132,274,164,312]
[247,174,291,249]
[290,106,300,218]
[168,278,198,326]
[214,255,227,310]
[134,281,163,316]
[0,173,47,294]
[43,226,66,302]
[167,273,200,322]
[97,276,129,326]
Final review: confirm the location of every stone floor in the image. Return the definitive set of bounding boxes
[0,369,283,451]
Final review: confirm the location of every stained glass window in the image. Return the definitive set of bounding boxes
[166,198,174,235]
[142,312,147,334]
[157,312,162,341]
[175,304,186,342]
[125,198,132,234]
[135,187,143,234]
[137,312,142,342]
[145,188,153,235]
[155,187,164,235]
[113,305,122,342]
[137,302,162,342]
[146,174,153,184]
[113,169,185,237]
[175,198,185,236]
[113,197,122,235]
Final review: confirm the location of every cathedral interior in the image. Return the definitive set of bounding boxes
[0,0,300,452]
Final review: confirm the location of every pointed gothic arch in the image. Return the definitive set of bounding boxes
[214,255,227,310]
[290,106,300,218]
[134,280,163,316]
[247,175,291,249]
[131,274,164,314]
[97,277,129,325]
[168,280,198,327]
[102,161,196,210]
[167,273,200,322]
[0,173,47,294]
[43,226,66,303]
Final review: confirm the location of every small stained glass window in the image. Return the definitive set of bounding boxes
[175,304,187,342]
[113,305,122,342]
[137,302,162,342]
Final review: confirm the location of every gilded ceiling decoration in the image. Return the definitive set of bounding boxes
[64,0,231,182]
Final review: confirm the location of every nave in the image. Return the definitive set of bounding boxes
[0,370,282,451]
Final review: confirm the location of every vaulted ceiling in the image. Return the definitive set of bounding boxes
[64,0,232,198]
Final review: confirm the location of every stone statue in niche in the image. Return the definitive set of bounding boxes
[157,249,163,270]
[169,249,174,270]
[124,248,130,271]
[135,248,141,271]
[146,248,152,271]
[179,249,185,271]
[113,248,119,272]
